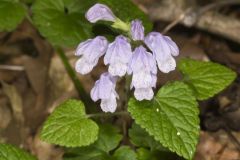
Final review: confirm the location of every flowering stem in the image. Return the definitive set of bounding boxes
[111,18,130,32]
[55,47,93,106]
[124,75,131,109]
[87,111,129,118]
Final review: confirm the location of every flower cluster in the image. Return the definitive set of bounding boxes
[75,3,179,113]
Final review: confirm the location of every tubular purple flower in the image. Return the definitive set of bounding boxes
[144,32,179,73]
[104,35,132,76]
[90,72,119,113]
[128,46,157,101]
[131,19,144,41]
[86,3,116,23]
[75,36,108,74]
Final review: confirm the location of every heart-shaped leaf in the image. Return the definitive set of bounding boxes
[40,99,99,147]
[179,58,236,100]
[128,82,200,159]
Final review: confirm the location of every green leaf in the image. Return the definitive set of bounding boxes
[113,146,137,160]
[136,148,184,160]
[63,147,110,160]
[32,0,94,47]
[136,148,158,160]
[128,82,200,159]
[94,124,122,153]
[179,58,236,100]
[0,143,36,160]
[129,123,164,151]
[21,0,35,4]
[40,99,99,147]
[0,0,26,31]
[32,0,152,47]
[98,0,152,32]
[63,124,122,160]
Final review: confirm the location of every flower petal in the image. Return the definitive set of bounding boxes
[104,35,132,76]
[109,62,128,76]
[90,72,119,113]
[75,57,97,74]
[163,36,179,56]
[100,93,117,113]
[156,55,176,73]
[132,71,152,88]
[129,46,156,74]
[86,3,116,23]
[145,32,179,73]
[134,88,154,101]
[131,19,144,41]
[75,36,108,74]
[90,80,100,101]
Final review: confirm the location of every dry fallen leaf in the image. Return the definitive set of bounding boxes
[0,97,12,129]
[28,129,64,160]
[1,81,24,124]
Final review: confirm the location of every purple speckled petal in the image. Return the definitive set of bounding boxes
[132,71,152,88]
[163,36,179,56]
[128,46,157,101]
[134,88,154,101]
[151,73,157,88]
[104,35,132,76]
[100,93,117,113]
[90,80,100,101]
[75,56,98,75]
[90,72,119,112]
[157,56,176,73]
[75,36,108,74]
[131,19,144,41]
[86,3,116,23]
[144,32,179,73]
[128,46,156,75]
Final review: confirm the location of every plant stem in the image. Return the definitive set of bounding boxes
[87,111,129,118]
[55,47,92,106]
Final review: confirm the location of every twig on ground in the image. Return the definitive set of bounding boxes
[146,0,240,43]
[0,65,25,71]
[224,126,240,152]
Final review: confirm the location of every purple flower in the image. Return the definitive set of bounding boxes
[75,36,108,74]
[144,32,179,73]
[86,3,116,23]
[90,72,119,113]
[131,19,144,41]
[128,46,157,100]
[104,35,132,76]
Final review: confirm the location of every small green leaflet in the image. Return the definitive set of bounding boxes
[128,82,200,160]
[113,146,137,160]
[179,58,237,100]
[0,0,26,31]
[0,143,36,160]
[63,147,109,160]
[94,124,122,153]
[40,99,99,147]
[136,148,158,160]
[63,124,122,160]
